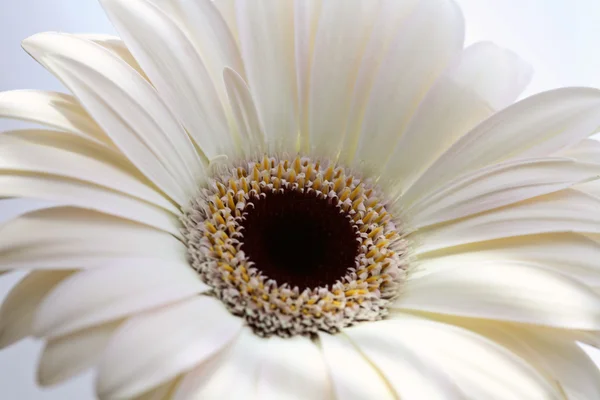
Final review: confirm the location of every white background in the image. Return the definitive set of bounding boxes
[1,0,600,398]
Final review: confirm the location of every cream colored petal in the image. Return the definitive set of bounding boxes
[382,42,532,196]
[559,138,600,164]
[307,0,380,158]
[235,0,297,153]
[213,0,239,44]
[100,0,235,159]
[405,87,600,204]
[75,34,148,79]
[408,157,599,228]
[37,321,121,386]
[0,271,72,348]
[134,379,180,400]
[96,296,242,399]
[0,207,186,271]
[394,262,600,330]
[0,129,178,214]
[353,0,464,176]
[346,317,562,400]
[23,32,204,204]
[414,189,600,254]
[0,90,109,146]
[318,332,395,400]
[0,198,56,226]
[33,261,208,338]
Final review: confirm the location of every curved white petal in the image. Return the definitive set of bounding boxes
[414,189,600,254]
[255,336,331,400]
[213,0,239,42]
[236,0,297,152]
[100,0,235,159]
[75,34,148,79]
[0,128,178,214]
[343,321,465,399]
[0,207,186,271]
[339,0,419,163]
[96,296,242,399]
[0,198,57,226]
[307,0,380,157]
[353,0,464,175]
[577,179,600,198]
[0,90,109,146]
[0,271,71,348]
[318,332,394,400]
[347,317,563,399]
[134,379,179,400]
[382,42,532,194]
[22,32,204,205]
[38,321,120,386]
[33,261,208,338]
[409,157,599,228]
[394,262,600,330]
[172,327,265,399]
[404,87,600,204]
[223,67,265,156]
[559,138,600,164]
[415,233,600,285]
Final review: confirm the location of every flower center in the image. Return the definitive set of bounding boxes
[182,156,408,337]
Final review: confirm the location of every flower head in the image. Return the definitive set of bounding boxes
[1,0,600,399]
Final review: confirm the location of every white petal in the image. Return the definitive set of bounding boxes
[382,42,532,194]
[75,34,148,79]
[577,179,600,198]
[414,189,600,254]
[0,90,108,146]
[318,332,394,400]
[394,262,600,330]
[559,138,600,164]
[353,0,464,175]
[96,296,242,399]
[339,0,419,163]
[344,321,464,399]
[33,260,208,338]
[415,233,600,285]
[255,336,331,400]
[134,379,179,400]
[213,0,239,44]
[0,271,71,348]
[408,157,599,228]
[100,0,235,159]
[223,67,265,156]
[0,198,56,226]
[307,0,380,157]
[0,207,186,271]
[172,327,264,399]
[347,317,562,399]
[22,32,204,205]
[0,128,178,214]
[37,321,120,386]
[0,162,182,237]
[236,0,297,152]
[404,87,600,204]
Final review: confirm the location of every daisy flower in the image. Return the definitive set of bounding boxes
[2,0,600,398]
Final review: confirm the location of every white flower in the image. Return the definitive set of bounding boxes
[1,0,600,398]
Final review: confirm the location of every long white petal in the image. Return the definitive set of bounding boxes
[394,262,600,330]
[414,233,600,285]
[96,296,242,399]
[0,207,186,271]
[353,0,464,175]
[236,0,297,152]
[408,157,599,228]
[559,138,600,164]
[404,87,600,204]
[22,32,204,204]
[318,332,394,400]
[347,317,562,399]
[255,336,331,400]
[134,379,179,400]
[307,0,380,157]
[0,271,71,348]
[37,321,120,386]
[172,327,265,399]
[0,128,178,214]
[0,198,57,226]
[33,261,209,338]
[0,90,108,146]
[100,0,236,159]
[382,42,532,194]
[414,189,600,254]
[75,34,148,79]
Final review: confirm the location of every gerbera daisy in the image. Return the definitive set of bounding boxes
[1,0,600,398]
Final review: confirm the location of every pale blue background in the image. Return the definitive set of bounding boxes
[1,0,600,398]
